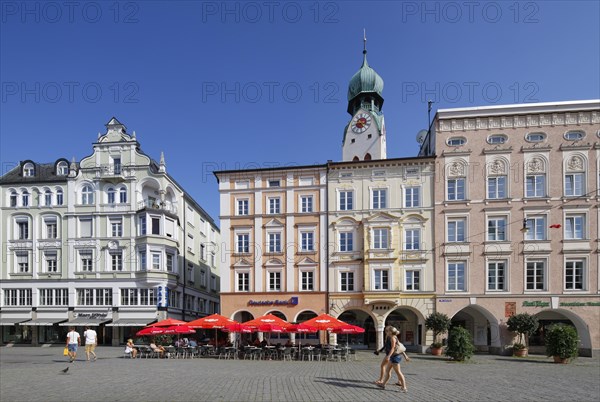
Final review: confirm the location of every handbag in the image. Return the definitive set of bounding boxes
[63,347,69,356]
[393,337,406,355]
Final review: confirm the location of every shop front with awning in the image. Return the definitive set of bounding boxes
[25,316,68,345]
[0,313,33,344]
[107,315,157,345]
[59,317,113,327]
[58,312,113,345]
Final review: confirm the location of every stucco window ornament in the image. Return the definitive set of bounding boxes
[448,161,466,177]
[488,159,506,175]
[527,158,545,174]
[567,156,584,172]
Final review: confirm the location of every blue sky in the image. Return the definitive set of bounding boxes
[1,0,599,221]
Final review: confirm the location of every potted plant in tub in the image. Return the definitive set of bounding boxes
[507,313,539,357]
[425,312,451,356]
[545,324,579,364]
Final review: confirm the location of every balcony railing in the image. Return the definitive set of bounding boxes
[137,199,178,214]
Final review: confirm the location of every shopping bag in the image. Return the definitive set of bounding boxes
[63,347,69,356]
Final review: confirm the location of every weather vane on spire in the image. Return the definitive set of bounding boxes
[363,29,367,54]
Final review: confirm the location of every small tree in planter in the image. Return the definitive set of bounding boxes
[445,326,474,362]
[425,312,451,355]
[545,324,579,363]
[506,313,539,357]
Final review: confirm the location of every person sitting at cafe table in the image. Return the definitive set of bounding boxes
[252,338,261,347]
[150,342,166,358]
[125,339,137,358]
[188,338,198,347]
[285,339,293,347]
[260,339,268,348]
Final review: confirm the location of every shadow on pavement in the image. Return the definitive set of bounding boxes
[314,377,379,390]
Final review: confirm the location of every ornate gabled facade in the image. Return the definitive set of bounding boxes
[328,158,436,351]
[419,100,600,356]
[0,118,220,345]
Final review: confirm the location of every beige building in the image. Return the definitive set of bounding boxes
[419,100,600,356]
[215,166,329,341]
[0,118,220,345]
[328,158,436,351]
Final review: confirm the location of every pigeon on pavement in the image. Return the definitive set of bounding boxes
[61,367,69,373]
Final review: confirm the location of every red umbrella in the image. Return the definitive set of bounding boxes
[286,323,318,333]
[223,323,254,333]
[136,327,165,336]
[243,314,291,331]
[187,314,240,347]
[162,325,196,335]
[300,313,348,331]
[148,318,188,327]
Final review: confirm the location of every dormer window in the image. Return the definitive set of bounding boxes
[23,163,34,177]
[564,131,585,141]
[487,134,507,145]
[525,132,546,143]
[57,161,68,176]
[447,137,466,147]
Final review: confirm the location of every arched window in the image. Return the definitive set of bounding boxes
[119,187,127,203]
[23,163,34,177]
[44,190,52,206]
[81,185,94,205]
[447,137,466,146]
[364,153,372,161]
[107,187,116,204]
[487,159,508,199]
[57,161,68,176]
[10,191,17,207]
[564,154,586,197]
[352,156,359,162]
[56,189,64,206]
[22,190,30,207]
[446,160,467,201]
[525,157,547,198]
[487,134,507,144]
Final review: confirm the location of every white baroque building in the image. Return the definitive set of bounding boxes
[0,118,220,345]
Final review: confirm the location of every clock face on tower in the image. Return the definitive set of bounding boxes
[351,112,372,134]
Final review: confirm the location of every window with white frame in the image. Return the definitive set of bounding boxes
[138,250,147,271]
[300,231,314,252]
[487,216,507,241]
[447,261,466,291]
[301,271,314,291]
[76,288,112,306]
[236,233,250,253]
[39,288,68,306]
[151,217,160,235]
[141,289,158,306]
[22,190,29,207]
[121,288,138,306]
[45,251,58,272]
[10,191,17,207]
[372,189,387,209]
[373,228,389,249]
[526,175,546,197]
[166,253,174,272]
[268,271,281,291]
[237,271,250,291]
[373,269,389,290]
[447,178,465,201]
[4,289,32,306]
[268,197,281,214]
[526,260,546,290]
[340,271,354,291]
[565,260,585,290]
[339,232,353,252]
[44,190,52,206]
[564,130,585,141]
[151,252,161,270]
[139,216,146,235]
[268,233,281,253]
[339,190,353,211]
[110,218,123,237]
[564,155,585,197]
[487,159,507,199]
[107,187,116,204]
[44,216,58,239]
[23,162,34,177]
[16,251,29,273]
[268,179,280,188]
[81,185,94,204]
[110,251,123,271]
[80,250,94,271]
[300,195,313,213]
[16,218,29,239]
[405,270,420,291]
[237,199,249,215]
[404,229,421,250]
[119,187,127,203]
[405,186,420,208]
[525,216,547,240]
[487,261,506,291]
[56,189,63,205]
[200,270,207,287]
[565,214,585,239]
[57,161,69,176]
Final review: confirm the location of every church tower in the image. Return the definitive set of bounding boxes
[342,34,386,162]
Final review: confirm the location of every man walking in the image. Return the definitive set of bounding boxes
[83,326,98,361]
[66,327,81,363]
